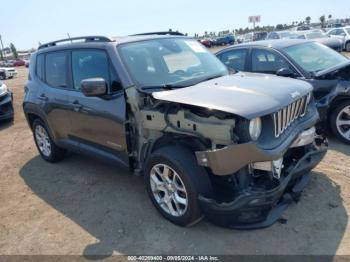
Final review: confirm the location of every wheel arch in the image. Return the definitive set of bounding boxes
[327,95,350,122]
[23,107,58,142]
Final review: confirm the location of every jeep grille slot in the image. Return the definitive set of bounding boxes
[273,93,310,138]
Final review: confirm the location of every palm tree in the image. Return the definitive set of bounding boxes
[320,15,326,28]
[305,16,311,25]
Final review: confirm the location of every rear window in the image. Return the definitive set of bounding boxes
[45,52,68,88]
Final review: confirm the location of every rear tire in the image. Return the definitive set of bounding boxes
[32,119,66,162]
[330,100,350,144]
[144,146,212,227]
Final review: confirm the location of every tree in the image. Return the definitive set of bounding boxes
[305,16,311,25]
[276,24,284,30]
[320,15,326,28]
[10,43,18,59]
[328,14,332,20]
[0,51,3,61]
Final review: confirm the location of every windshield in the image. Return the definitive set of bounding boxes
[305,32,326,39]
[118,38,228,89]
[283,42,348,72]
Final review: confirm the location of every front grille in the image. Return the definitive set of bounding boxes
[273,93,311,138]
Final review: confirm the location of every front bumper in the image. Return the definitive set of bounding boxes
[196,111,319,176]
[5,70,17,78]
[0,92,14,120]
[199,136,328,229]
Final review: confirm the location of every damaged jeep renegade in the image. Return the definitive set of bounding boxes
[23,34,328,229]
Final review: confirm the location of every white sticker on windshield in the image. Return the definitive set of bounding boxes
[184,40,206,53]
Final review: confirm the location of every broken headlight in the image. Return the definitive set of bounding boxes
[249,117,262,141]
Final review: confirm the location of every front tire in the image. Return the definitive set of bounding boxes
[32,119,66,162]
[346,42,350,52]
[144,146,212,227]
[330,100,350,144]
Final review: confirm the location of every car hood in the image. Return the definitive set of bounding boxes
[314,60,350,78]
[314,37,342,46]
[152,73,312,119]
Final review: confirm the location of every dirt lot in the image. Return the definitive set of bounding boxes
[0,60,350,256]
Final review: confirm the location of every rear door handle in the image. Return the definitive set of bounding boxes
[38,94,48,101]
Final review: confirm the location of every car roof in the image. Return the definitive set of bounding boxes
[36,34,188,53]
[223,39,313,50]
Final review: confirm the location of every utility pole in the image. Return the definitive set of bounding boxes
[0,35,5,61]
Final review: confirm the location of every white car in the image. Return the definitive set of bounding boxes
[0,67,17,80]
[327,26,350,51]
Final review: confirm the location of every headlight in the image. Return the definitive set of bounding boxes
[249,117,262,141]
[0,83,8,96]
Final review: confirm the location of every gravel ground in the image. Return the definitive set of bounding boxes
[0,63,349,257]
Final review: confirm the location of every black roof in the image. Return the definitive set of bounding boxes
[38,33,188,51]
[226,39,313,50]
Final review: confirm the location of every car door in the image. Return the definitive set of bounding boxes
[328,29,346,42]
[217,48,249,72]
[67,49,128,164]
[37,51,72,141]
[250,48,299,76]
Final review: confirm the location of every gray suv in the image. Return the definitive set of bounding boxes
[23,34,327,229]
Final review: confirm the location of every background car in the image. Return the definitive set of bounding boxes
[199,38,213,48]
[327,26,350,51]
[0,80,14,121]
[3,60,14,67]
[216,39,350,144]
[13,59,25,66]
[266,31,298,40]
[24,58,30,67]
[296,30,343,51]
[292,25,313,31]
[213,35,234,45]
[0,67,17,79]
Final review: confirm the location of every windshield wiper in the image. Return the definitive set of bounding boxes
[140,84,185,90]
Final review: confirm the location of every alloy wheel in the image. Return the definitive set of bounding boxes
[150,164,188,217]
[336,105,350,141]
[35,125,52,157]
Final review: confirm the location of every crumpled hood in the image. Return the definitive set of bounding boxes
[152,73,313,119]
[314,60,350,78]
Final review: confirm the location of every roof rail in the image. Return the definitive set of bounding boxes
[38,36,113,50]
[131,31,185,36]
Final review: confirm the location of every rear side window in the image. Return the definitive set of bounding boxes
[36,54,45,80]
[219,49,247,71]
[45,52,68,88]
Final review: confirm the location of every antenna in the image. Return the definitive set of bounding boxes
[67,33,72,43]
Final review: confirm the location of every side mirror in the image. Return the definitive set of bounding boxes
[81,78,107,97]
[276,68,296,78]
[340,33,346,37]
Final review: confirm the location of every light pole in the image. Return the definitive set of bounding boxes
[0,35,5,61]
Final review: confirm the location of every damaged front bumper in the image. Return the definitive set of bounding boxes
[198,136,328,229]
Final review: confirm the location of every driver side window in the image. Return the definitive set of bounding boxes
[251,49,294,75]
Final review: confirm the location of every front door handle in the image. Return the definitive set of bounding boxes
[72,100,83,112]
[38,94,48,101]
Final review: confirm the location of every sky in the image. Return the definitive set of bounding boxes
[1,0,349,50]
